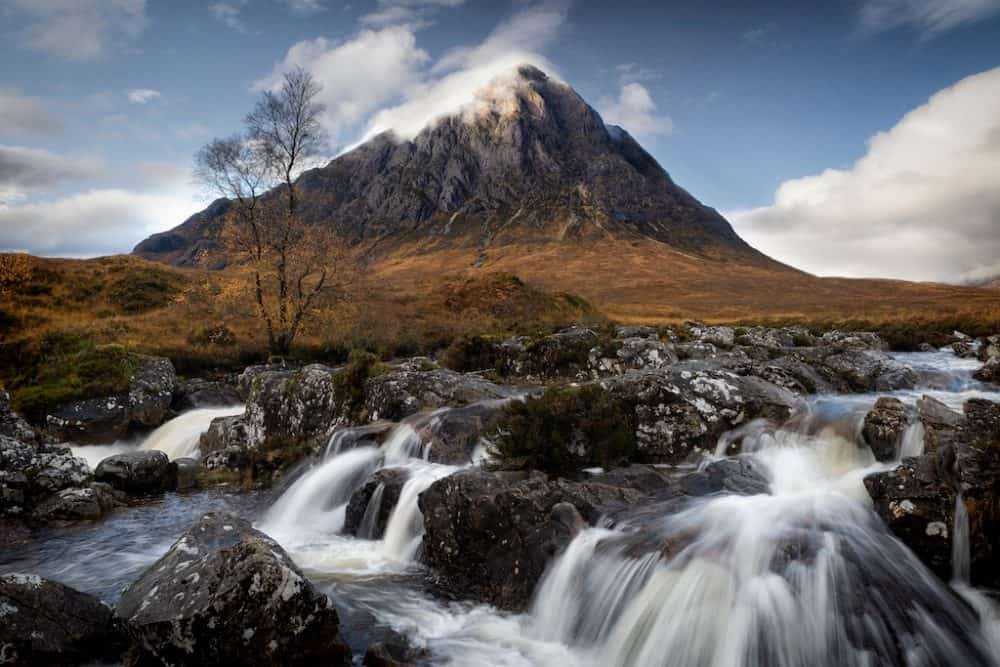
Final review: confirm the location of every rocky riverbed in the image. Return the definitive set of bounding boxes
[2,325,1000,665]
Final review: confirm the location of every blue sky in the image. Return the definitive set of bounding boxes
[1,0,999,281]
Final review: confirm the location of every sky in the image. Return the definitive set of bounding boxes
[0,0,998,283]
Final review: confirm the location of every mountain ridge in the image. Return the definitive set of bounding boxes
[134,65,773,270]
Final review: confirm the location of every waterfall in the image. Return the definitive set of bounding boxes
[357,482,386,540]
[952,492,971,584]
[381,463,456,562]
[140,406,245,459]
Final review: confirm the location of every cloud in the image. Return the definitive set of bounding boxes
[361,1,568,141]
[281,0,325,12]
[0,187,205,257]
[597,83,673,138]
[742,22,778,46]
[209,1,248,32]
[127,88,161,104]
[255,26,430,144]
[360,0,466,28]
[0,90,61,137]
[728,67,1000,283]
[859,0,1000,35]
[8,0,147,62]
[0,145,103,205]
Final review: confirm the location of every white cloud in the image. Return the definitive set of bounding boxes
[361,2,568,141]
[0,89,61,137]
[0,187,205,257]
[860,0,1000,35]
[209,1,248,32]
[597,83,673,138]
[729,67,1000,283]
[127,88,161,104]
[360,0,465,28]
[255,27,430,143]
[281,0,325,12]
[9,0,147,62]
[0,145,103,205]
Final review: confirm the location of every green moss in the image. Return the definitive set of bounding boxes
[106,267,182,313]
[491,384,636,476]
[11,332,139,422]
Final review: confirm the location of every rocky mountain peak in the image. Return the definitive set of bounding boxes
[135,65,760,267]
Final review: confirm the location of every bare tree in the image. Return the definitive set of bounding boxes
[196,67,342,356]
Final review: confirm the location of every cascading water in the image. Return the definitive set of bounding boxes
[70,405,244,467]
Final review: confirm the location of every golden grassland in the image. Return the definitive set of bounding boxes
[1,244,998,403]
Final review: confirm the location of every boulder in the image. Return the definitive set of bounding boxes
[864,399,1000,587]
[46,355,177,444]
[344,468,410,539]
[412,402,504,464]
[613,325,658,340]
[0,436,91,517]
[818,330,887,351]
[31,482,123,521]
[588,336,677,376]
[974,358,1000,384]
[174,457,199,491]
[0,573,125,666]
[862,397,910,462]
[117,513,351,667]
[0,389,35,443]
[244,364,340,451]
[978,335,999,363]
[951,341,977,359]
[602,366,798,463]
[364,367,511,422]
[814,349,918,392]
[95,450,177,495]
[418,469,646,610]
[171,378,242,411]
[687,324,735,348]
[363,642,432,666]
[199,414,250,456]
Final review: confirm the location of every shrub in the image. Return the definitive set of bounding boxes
[187,325,237,347]
[107,267,181,313]
[333,349,388,421]
[440,335,502,373]
[491,384,636,476]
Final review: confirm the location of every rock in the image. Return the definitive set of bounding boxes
[818,330,887,351]
[919,343,936,352]
[0,573,125,666]
[0,389,35,443]
[364,367,511,422]
[602,366,798,464]
[199,414,250,456]
[363,642,432,666]
[171,378,242,411]
[174,457,199,491]
[344,468,410,539]
[951,341,977,358]
[412,402,504,464]
[978,335,999,363]
[244,364,340,451]
[974,358,1000,384]
[418,469,646,610]
[865,398,1000,587]
[816,349,918,392]
[117,513,351,667]
[31,482,123,521]
[588,336,677,376]
[95,450,177,495]
[953,330,972,341]
[203,446,248,473]
[0,436,91,517]
[46,355,177,444]
[614,325,658,340]
[862,397,910,462]
[688,324,735,348]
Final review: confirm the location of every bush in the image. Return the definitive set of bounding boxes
[187,325,237,347]
[333,349,388,421]
[107,267,181,313]
[440,335,502,373]
[491,384,636,476]
[12,332,139,422]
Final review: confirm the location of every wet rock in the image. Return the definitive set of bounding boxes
[0,436,91,516]
[326,422,395,456]
[974,358,1000,384]
[816,349,918,392]
[413,402,504,464]
[171,378,241,411]
[95,450,177,495]
[0,389,35,443]
[344,467,410,539]
[31,482,124,521]
[118,512,351,667]
[46,355,177,444]
[0,573,125,666]
[203,446,248,473]
[588,336,677,376]
[174,457,199,491]
[862,397,910,462]
[602,366,798,464]
[919,343,936,352]
[951,341,977,359]
[364,367,511,422]
[978,335,999,363]
[865,398,1000,587]
[679,458,770,497]
[363,642,433,667]
[419,469,645,610]
[199,414,250,457]
[244,364,340,451]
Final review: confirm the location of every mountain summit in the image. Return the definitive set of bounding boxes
[135,65,763,267]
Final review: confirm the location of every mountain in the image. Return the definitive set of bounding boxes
[134,65,770,269]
